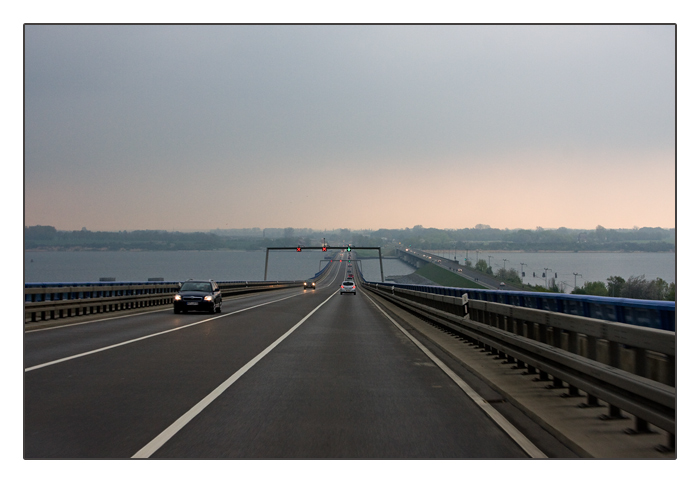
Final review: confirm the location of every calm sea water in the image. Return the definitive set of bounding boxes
[427,250,676,291]
[23,250,675,292]
[22,250,415,284]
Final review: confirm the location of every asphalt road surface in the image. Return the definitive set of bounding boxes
[25,253,537,459]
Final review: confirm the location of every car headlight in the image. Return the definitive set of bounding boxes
[174,295,182,301]
[204,295,213,301]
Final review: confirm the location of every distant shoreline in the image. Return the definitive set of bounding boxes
[24,247,675,254]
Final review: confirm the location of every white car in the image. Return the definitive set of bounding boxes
[340,281,356,295]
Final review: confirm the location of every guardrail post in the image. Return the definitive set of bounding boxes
[667,355,676,388]
[577,335,604,407]
[512,317,526,369]
[523,319,537,374]
[597,340,624,418]
[634,347,648,379]
[494,312,506,359]
[535,323,549,381]
[546,327,565,389]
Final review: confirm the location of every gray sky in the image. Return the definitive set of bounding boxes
[24,24,676,231]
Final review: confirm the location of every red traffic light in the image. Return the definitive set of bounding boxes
[296,247,301,252]
[322,246,327,251]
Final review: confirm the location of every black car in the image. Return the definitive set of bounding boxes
[173,279,222,314]
[303,280,316,290]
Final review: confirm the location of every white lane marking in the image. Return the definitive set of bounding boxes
[364,294,548,459]
[24,294,300,372]
[132,290,337,459]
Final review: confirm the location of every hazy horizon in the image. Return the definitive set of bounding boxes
[27,223,675,233]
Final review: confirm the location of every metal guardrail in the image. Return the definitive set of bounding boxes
[360,278,676,451]
[372,282,676,331]
[24,252,342,325]
[24,280,302,324]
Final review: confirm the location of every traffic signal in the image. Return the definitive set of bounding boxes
[296,247,301,252]
[322,246,327,252]
[347,246,351,252]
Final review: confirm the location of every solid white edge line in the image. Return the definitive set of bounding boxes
[132,289,338,459]
[24,294,300,372]
[364,292,548,459]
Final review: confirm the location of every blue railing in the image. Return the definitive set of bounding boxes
[361,279,676,332]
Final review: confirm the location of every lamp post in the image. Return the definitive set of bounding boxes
[573,272,582,290]
[520,262,527,277]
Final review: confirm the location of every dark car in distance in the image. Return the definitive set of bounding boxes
[303,280,316,290]
[173,279,222,314]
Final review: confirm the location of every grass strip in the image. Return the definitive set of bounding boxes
[415,263,487,289]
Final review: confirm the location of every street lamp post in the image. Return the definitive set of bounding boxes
[520,262,528,277]
[573,272,582,290]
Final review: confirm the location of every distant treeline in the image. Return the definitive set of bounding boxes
[369,225,675,252]
[24,224,675,253]
[24,226,262,251]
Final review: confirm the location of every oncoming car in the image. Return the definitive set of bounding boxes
[340,281,356,295]
[303,280,316,290]
[173,279,222,314]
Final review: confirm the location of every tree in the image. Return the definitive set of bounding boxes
[666,282,676,301]
[571,281,608,296]
[607,276,626,297]
[496,268,522,284]
[475,259,491,274]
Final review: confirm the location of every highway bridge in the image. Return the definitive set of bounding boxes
[24,251,675,459]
